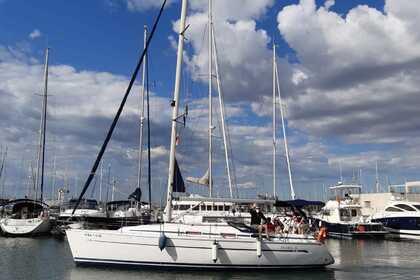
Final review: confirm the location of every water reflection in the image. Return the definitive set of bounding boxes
[69,266,336,280]
[1,237,420,280]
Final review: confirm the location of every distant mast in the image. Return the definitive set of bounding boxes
[164,0,188,222]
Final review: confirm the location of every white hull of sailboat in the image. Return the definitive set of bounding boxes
[0,217,51,236]
[66,224,334,269]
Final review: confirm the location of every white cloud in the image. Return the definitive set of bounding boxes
[173,1,277,103]
[275,0,420,146]
[189,0,274,21]
[29,29,42,40]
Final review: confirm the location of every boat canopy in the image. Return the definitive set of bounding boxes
[274,199,325,208]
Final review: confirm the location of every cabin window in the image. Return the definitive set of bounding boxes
[385,207,403,212]
[179,205,189,211]
[191,204,199,211]
[339,209,351,221]
[200,205,205,211]
[173,205,179,210]
[395,204,416,211]
[225,206,230,211]
[351,209,358,217]
[413,205,420,211]
[322,210,330,216]
[218,205,223,211]
[206,205,212,211]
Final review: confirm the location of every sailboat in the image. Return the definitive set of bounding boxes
[0,48,52,236]
[66,0,334,269]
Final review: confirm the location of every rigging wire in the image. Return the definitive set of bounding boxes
[71,0,168,215]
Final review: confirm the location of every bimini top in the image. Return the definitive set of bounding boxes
[274,199,325,208]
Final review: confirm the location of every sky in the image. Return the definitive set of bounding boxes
[1,0,420,203]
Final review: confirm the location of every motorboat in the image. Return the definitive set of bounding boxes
[312,183,387,239]
[371,201,420,240]
[0,199,51,236]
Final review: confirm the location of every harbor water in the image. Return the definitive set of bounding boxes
[0,237,418,280]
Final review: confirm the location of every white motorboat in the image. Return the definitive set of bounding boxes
[0,199,51,236]
[371,201,420,240]
[312,183,387,239]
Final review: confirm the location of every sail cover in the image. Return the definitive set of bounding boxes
[173,158,185,192]
[186,169,209,186]
[128,188,142,202]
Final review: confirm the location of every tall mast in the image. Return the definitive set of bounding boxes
[38,48,49,202]
[164,0,188,222]
[208,0,213,197]
[137,26,148,193]
[274,59,295,200]
[272,43,277,198]
[211,24,234,198]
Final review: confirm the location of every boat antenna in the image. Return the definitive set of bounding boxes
[72,0,168,215]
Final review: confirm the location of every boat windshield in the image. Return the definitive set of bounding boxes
[339,208,359,221]
[395,204,416,211]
